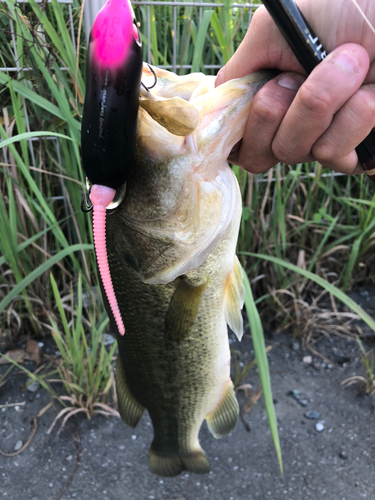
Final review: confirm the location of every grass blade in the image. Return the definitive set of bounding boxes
[191,10,213,72]
[0,131,77,149]
[242,268,283,475]
[210,11,230,63]
[243,252,375,332]
[0,244,92,314]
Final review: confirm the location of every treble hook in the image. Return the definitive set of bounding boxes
[81,180,93,212]
[81,178,126,214]
[141,64,157,92]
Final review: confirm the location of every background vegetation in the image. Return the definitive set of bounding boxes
[1,0,375,472]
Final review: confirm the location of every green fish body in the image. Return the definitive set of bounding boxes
[104,66,273,476]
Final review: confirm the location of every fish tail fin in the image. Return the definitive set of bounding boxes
[206,382,239,438]
[148,445,210,477]
[116,357,145,428]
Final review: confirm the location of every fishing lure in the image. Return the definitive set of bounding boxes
[81,0,143,189]
[81,0,143,335]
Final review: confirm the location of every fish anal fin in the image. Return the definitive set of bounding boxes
[224,256,245,340]
[164,279,207,342]
[206,382,239,439]
[148,445,210,477]
[115,357,145,428]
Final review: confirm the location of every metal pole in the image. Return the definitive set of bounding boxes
[84,0,107,44]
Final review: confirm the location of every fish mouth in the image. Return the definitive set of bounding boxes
[138,66,277,143]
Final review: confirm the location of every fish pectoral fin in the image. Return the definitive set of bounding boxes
[148,445,210,477]
[164,279,207,342]
[115,357,145,428]
[140,89,199,136]
[206,382,239,439]
[224,256,245,341]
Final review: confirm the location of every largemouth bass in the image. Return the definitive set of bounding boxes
[102,65,273,477]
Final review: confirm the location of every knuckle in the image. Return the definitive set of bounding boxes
[297,83,332,117]
[272,141,297,165]
[357,86,375,121]
[312,141,334,164]
[239,156,257,173]
[239,152,274,173]
[252,93,287,125]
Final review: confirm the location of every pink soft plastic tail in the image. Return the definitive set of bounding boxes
[90,184,125,336]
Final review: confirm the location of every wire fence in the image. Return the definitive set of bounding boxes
[0,0,76,171]
[83,1,260,70]
[133,1,258,71]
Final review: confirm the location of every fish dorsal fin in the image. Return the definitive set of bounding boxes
[224,256,245,341]
[205,382,239,438]
[116,356,145,428]
[140,87,199,136]
[165,278,207,342]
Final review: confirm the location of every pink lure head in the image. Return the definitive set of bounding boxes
[91,0,141,68]
[90,184,116,210]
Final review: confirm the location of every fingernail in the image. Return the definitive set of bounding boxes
[277,74,303,90]
[330,50,360,74]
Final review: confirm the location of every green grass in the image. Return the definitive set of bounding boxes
[242,268,283,475]
[136,0,260,72]
[47,273,118,431]
[0,0,97,337]
[0,272,118,432]
[1,0,375,477]
[342,337,375,395]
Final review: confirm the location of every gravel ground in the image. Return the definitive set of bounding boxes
[1,299,375,499]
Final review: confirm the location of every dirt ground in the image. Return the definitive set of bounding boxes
[1,290,375,500]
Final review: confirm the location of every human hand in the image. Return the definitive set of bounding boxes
[215,0,375,174]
